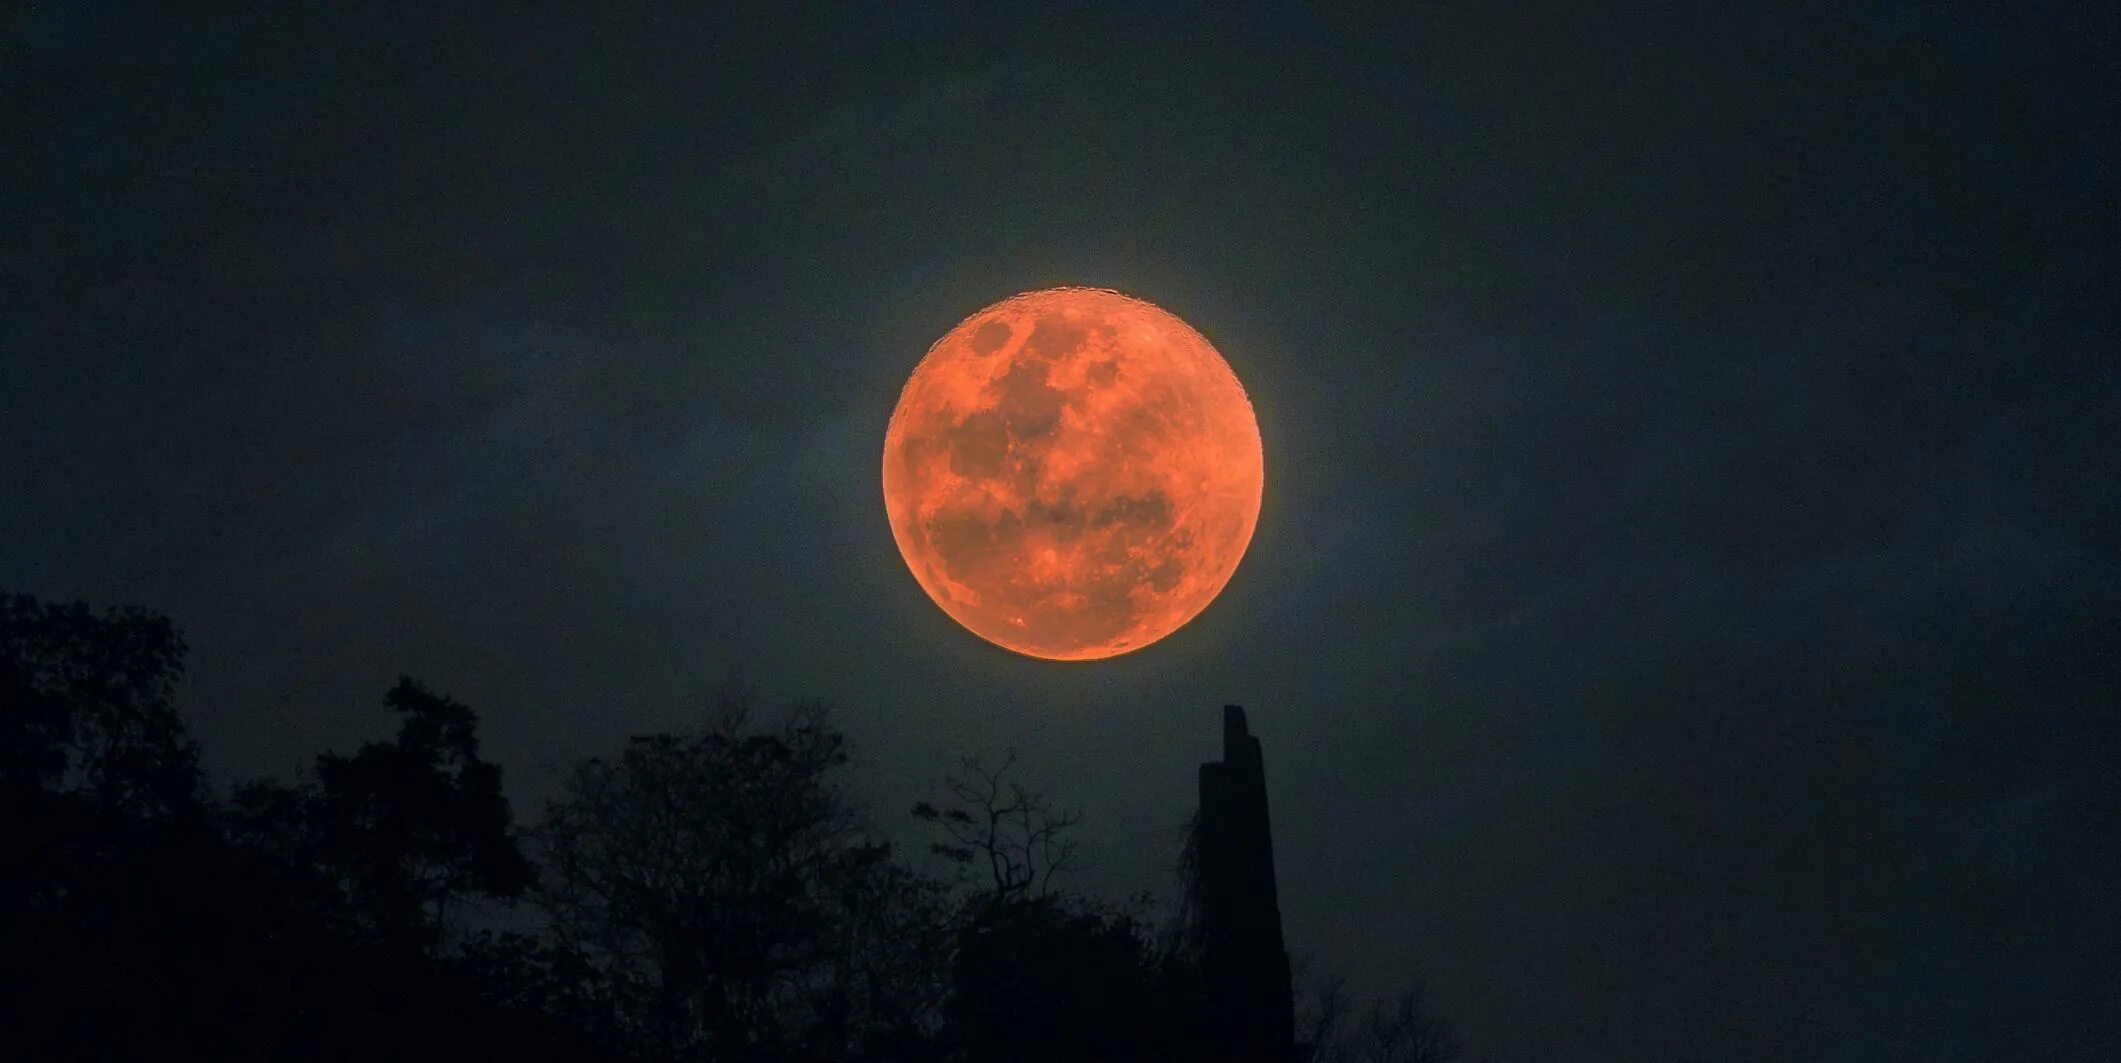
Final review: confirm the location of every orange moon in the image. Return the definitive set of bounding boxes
[882,287,1264,661]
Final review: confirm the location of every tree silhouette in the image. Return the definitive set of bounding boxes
[229,678,536,949]
[455,929,630,1056]
[318,677,537,943]
[940,892,1203,1062]
[909,749,1213,1061]
[1,595,571,1060]
[0,594,200,818]
[911,748,1082,905]
[2,590,1479,1061]
[538,698,950,1060]
[2,594,215,1056]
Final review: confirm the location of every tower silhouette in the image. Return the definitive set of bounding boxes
[1197,704,1296,1061]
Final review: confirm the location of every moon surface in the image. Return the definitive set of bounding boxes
[883,287,1264,661]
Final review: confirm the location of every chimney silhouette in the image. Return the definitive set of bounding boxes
[1197,704,1296,1061]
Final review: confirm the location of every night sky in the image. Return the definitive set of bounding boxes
[6,5,2116,1059]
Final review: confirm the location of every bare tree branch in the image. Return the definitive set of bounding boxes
[911,749,1083,904]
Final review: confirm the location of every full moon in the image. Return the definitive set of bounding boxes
[882,287,1264,661]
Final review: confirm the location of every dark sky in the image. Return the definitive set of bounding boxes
[5,4,2116,1059]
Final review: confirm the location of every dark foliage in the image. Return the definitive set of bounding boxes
[536,700,950,1060]
[0,592,1464,1061]
[0,595,582,1060]
[1,594,200,817]
[231,678,537,948]
[944,894,1204,1062]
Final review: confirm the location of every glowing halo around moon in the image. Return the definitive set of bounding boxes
[882,287,1264,661]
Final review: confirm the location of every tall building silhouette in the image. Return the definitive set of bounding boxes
[1197,704,1296,1061]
